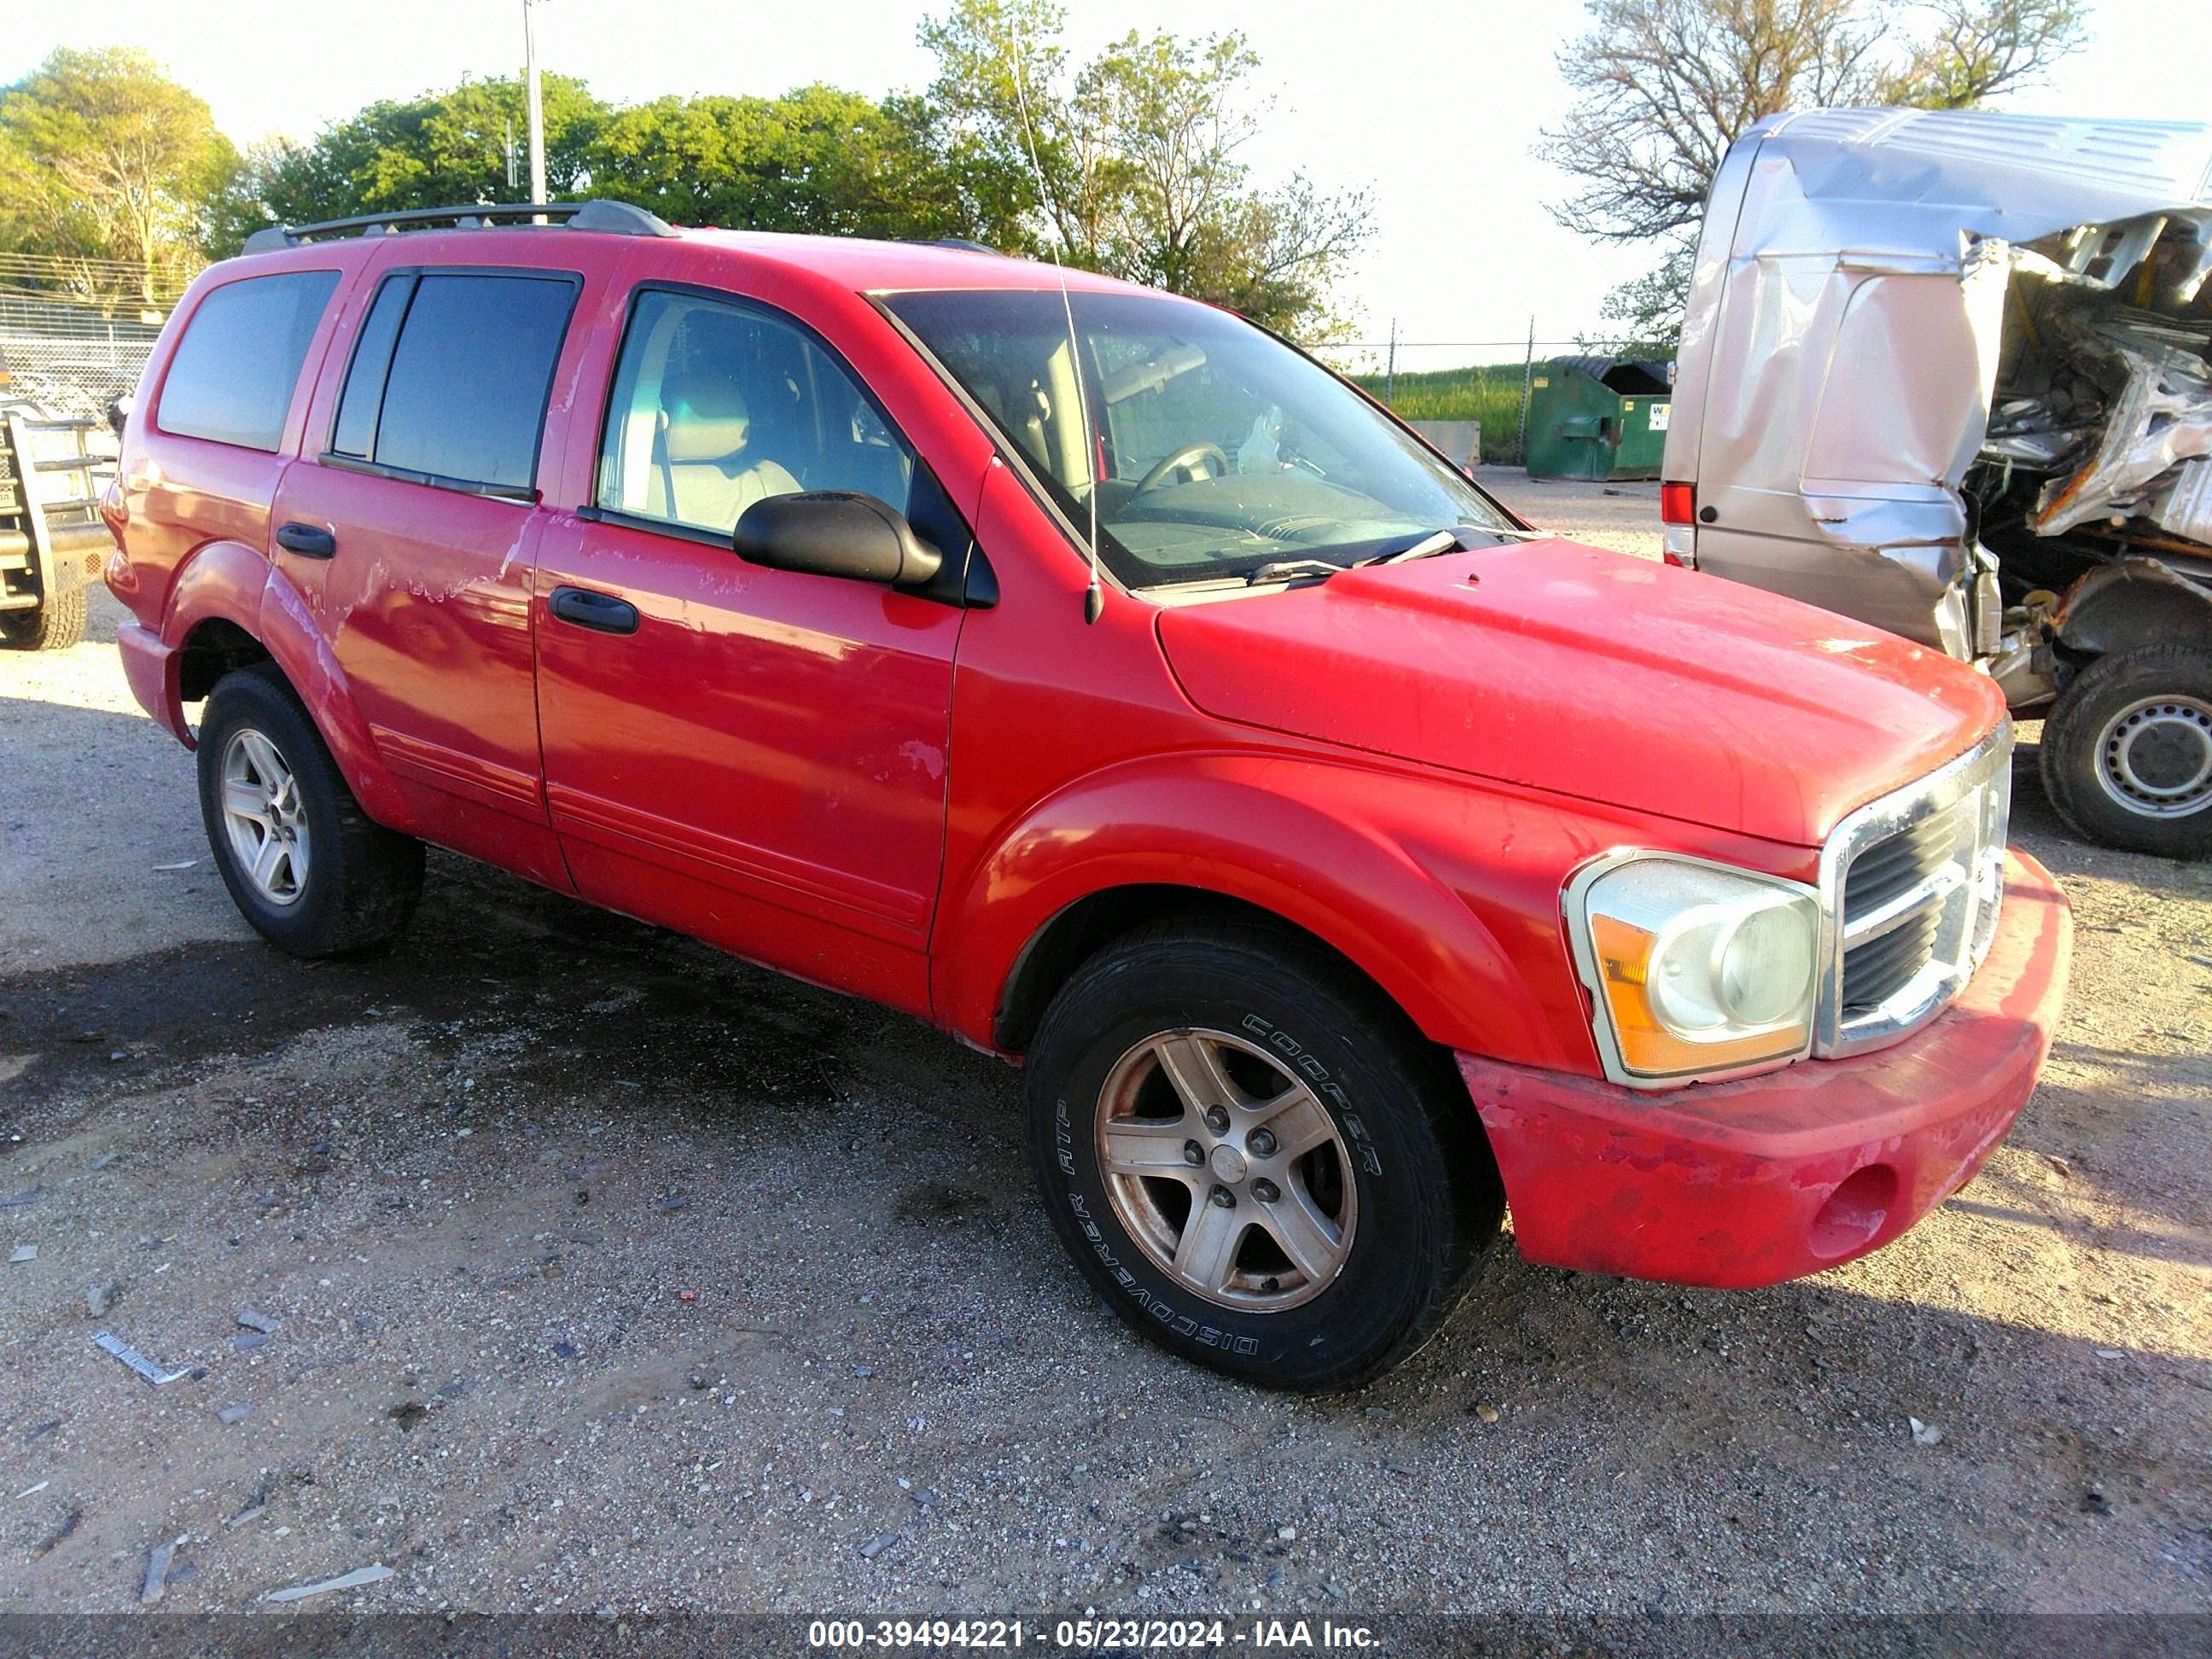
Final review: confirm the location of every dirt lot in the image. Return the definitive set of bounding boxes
[1,478,2207,1626]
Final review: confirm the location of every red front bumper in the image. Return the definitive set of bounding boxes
[1460,849,2072,1289]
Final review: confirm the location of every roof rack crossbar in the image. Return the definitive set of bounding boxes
[242,198,677,255]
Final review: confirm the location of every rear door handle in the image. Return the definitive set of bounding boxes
[275,521,336,559]
[549,585,639,636]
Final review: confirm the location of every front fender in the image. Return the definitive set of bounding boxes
[2054,555,2212,657]
[932,753,1612,1073]
[161,540,415,832]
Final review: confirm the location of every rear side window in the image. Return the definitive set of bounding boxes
[329,271,578,497]
[158,271,340,451]
[329,276,411,461]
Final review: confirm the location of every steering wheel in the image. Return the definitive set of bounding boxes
[1134,442,1228,496]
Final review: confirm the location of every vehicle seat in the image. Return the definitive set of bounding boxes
[655,373,800,531]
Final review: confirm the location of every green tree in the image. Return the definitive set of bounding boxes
[1543,0,2092,347]
[588,86,981,241]
[917,0,1121,263]
[0,46,236,306]
[213,73,608,251]
[917,0,1371,338]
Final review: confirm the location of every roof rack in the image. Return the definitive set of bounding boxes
[242,198,678,255]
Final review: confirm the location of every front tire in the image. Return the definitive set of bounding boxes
[1025,919,1504,1391]
[2040,644,2212,859]
[196,664,425,957]
[0,589,86,651]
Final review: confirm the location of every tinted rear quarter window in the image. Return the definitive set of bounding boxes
[329,276,412,461]
[335,273,577,494]
[157,271,340,451]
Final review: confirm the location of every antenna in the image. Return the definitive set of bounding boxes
[1005,45,1104,624]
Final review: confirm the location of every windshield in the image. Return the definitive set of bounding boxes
[882,289,1517,588]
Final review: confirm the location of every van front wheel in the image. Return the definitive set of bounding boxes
[2041,644,2212,859]
[1024,919,1504,1391]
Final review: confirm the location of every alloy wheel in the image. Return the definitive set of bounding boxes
[1094,1027,1358,1311]
[220,726,311,905]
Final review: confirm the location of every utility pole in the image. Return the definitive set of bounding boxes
[522,0,547,207]
[1383,318,1398,409]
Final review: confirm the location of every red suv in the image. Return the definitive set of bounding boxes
[103,201,2072,1389]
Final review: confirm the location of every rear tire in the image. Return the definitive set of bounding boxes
[0,588,86,651]
[1025,918,1504,1391]
[196,663,424,957]
[2040,644,2212,859]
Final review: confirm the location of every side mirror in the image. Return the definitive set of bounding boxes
[733,492,943,590]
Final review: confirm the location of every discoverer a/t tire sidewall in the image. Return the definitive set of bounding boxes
[1025,924,1502,1392]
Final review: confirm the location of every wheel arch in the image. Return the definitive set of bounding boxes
[934,760,1578,1071]
[162,543,416,831]
[995,884,1416,1056]
[2053,558,2212,662]
[177,615,271,703]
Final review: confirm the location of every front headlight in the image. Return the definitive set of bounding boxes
[1565,853,1821,1088]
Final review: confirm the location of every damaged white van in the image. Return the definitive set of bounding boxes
[1662,109,2212,859]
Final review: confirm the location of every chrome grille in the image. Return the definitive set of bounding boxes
[1842,812,1959,925]
[1842,892,1946,1011]
[1839,803,1962,1012]
[1815,723,2012,1058]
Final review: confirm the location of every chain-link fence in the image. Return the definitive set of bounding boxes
[0,295,161,423]
[0,305,1621,468]
[1310,341,1594,465]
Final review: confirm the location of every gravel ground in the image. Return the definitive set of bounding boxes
[1480,468,1667,563]
[1,486,2206,1627]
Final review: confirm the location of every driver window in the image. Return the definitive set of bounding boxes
[597,289,916,536]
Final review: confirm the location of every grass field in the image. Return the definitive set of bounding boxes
[1348,363,1532,461]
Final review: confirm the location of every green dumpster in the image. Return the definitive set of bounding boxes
[1524,356,1674,480]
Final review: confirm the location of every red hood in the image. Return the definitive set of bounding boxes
[1155,539,2005,848]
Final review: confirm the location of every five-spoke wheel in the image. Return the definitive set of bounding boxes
[219,726,311,905]
[1027,918,1504,1390]
[1097,1028,1357,1310]
[197,662,424,956]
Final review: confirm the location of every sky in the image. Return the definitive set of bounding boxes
[8,0,2209,352]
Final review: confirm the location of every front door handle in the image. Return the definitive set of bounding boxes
[549,585,639,636]
[275,521,336,559]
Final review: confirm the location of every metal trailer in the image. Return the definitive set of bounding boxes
[1,399,114,651]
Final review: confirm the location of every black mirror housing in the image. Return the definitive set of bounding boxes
[733,492,943,590]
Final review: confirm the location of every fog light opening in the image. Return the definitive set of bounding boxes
[1808,1163,1899,1260]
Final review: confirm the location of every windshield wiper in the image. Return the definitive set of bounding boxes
[1368,528,1464,565]
[1244,558,1344,585]
[1363,524,1551,567]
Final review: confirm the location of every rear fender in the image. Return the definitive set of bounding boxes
[163,540,415,831]
[934,755,1591,1072]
